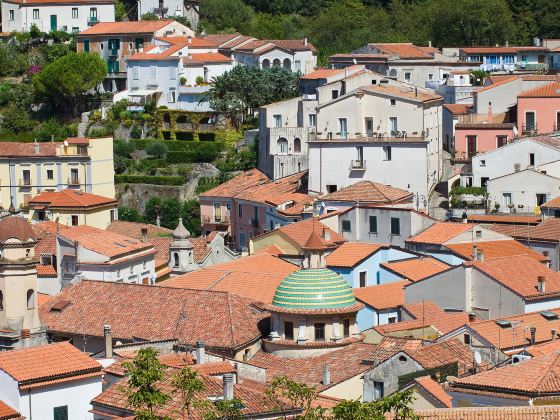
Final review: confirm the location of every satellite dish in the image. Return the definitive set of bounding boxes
[63,140,69,147]
[474,351,482,365]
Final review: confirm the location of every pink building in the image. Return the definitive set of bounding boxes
[454,123,516,160]
[517,81,560,135]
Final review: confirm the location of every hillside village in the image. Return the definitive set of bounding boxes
[3,0,560,419]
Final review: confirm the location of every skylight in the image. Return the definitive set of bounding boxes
[495,319,512,328]
[540,311,559,320]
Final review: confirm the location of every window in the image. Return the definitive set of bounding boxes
[149,65,157,80]
[480,160,486,167]
[373,381,384,400]
[340,81,346,95]
[481,177,489,187]
[143,259,147,269]
[331,89,339,99]
[135,38,143,50]
[475,230,482,238]
[71,215,78,226]
[530,153,535,166]
[388,317,397,323]
[116,268,121,277]
[383,146,392,161]
[369,216,377,233]
[277,138,288,154]
[464,334,471,345]
[169,66,177,80]
[339,118,348,137]
[167,90,176,103]
[389,117,398,132]
[273,114,282,127]
[308,114,316,127]
[404,72,412,82]
[72,27,79,34]
[72,7,78,18]
[428,73,434,81]
[343,319,350,338]
[503,192,512,207]
[53,406,68,420]
[33,8,39,19]
[9,10,14,20]
[173,253,179,268]
[294,138,301,153]
[359,271,367,288]
[110,209,115,221]
[341,220,351,233]
[365,117,374,135]
[132,66,139,80]
[497,135,507,147]
[214,203,222,222]
[238,203,243,217]
[314,323,325,341]
[89,7,97,18]
[537,193,547,206]
[326,185,337,193]
[70,168,79,184]
[46,169,54,180]
[0,291,3,311]
[83,40,90,53]
[284,321,294,340]
[22,169,31,186]
[77,145,87,155]
[26,289,35,309]
[390,217,400,235]
[390,99,396,106]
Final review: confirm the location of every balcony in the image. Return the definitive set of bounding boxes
[88,16,98,25]
[202,215,230,225]
[19,179,31,187]
[67,177,80,186]
[349,159,366,170]
[522,124,537,135]
[251,218,259,228]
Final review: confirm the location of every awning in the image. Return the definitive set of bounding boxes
[128,89,160,97]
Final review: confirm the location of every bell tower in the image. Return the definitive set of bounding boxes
[168,218,198,276]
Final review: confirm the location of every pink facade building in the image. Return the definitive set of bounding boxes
[454,123,516,160]
[517,81,560,135]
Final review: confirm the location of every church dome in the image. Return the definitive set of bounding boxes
[173,218,191,240]
[0,216,36,243]
[271,268,358,312]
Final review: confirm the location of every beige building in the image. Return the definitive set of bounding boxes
[0,216,47,349]
[28,189,117,229]
[0,137,115,213]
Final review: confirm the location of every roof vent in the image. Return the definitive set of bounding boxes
[114,242,127,247]
[50,300,71,311]
[495,319,512,328]
[540,311,558,320]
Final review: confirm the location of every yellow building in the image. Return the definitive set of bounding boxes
[0,137,115,211]
[28,189,117,229]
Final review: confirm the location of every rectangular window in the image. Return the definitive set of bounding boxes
[33,9,39,19]
[343,319,350,338]
[53,405,68,420]
[89,7,97,18]
[359,271,367,288]
[497,135,507,147]
[132,66,139,80]
[169,66,177,80]
[72,27,79,34]
[383,146,392,161]
[404,71,412,82]
[340,80,346,95]
[110,209,115,221]
[284,321,294,340]
[389,117,398,132]
[326,185,337,193]
[341,220,351,232]
[537,193,547,206]
[331,89,339,99]
[530,153,535,166]
[83,40,90,53]
[149,65,157,80]
[238,203,243,217]
[314,323,325,341]
[71,215,79,226]
[22,170,31,186]
[481,177,489,187]
[503,193,512,207]
[369,216,377,233]
[374,382,384,400]
[273,114,282,127]
[390,99,396,106]
[467,135,477,158]
[339,118,348,138]
[70,168,79,184]
[428,73,434,81]
[167,90,176,103]
[308,114,316,127]
[464,334,471,345]
[9,10,14,20]
[214,203,221,222]
[388,317,397,323]
[365,117,373,136]
[390,217,400,235]
[46,169,54,180]
[480,160,486,167]
[72,7,78,18]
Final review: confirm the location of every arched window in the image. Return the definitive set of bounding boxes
[26,289,35,309]
[0,291,3,311]
[173,253,179,268]
[273,58,281,67]
[277,138,288,154]
[283,58,291,70]
[293,138,301,153]
[262,59,270,69]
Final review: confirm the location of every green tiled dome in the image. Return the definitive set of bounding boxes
[272,268,356,310]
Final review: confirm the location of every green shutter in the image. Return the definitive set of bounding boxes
[369,216,377,233]
[391,217,400,235]
[53,406,68,420]
[135,38,143,49]
[83,40,90,52]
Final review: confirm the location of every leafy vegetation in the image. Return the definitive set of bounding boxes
[143,197,201,235]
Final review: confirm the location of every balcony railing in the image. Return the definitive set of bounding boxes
[522,124,537,134]
[88,16,98,25]
[350,160,366,170]
[202,215,230,224]
[19,179,31,187]
[67,177,80,186]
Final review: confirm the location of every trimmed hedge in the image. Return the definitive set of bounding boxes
[115,175,184,186]
[125,139,224,153]
[167,149,221,164]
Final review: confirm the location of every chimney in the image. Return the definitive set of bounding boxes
[487,101,493,123]
[196,340,205,364]
[530,327,537,346]
[34,140,40,155]
[478,250,484,262]
[472,244,477,260]
[505,40,509,47]
[188,35,192,44]
[223,373,234,400]
[304,37,308,47]
[462,211,468,223]
[552,329,557,341]
[538,276,546,293]
[141,227,148,243]
[468,313,477,323]
[428,40,432,48]
[104,324,113,358]
[156,215,161,227]
[323,364,331,386]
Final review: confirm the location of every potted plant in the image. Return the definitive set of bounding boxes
[180,76,187,86]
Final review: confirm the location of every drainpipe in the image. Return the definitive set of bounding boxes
[28,389,32,420]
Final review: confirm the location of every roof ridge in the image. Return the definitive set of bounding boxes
[532,352,560,391]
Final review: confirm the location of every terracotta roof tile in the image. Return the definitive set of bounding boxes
[443,104,472,115]
[542,196,560,209]
[160,254,298,304]
[326,242,387,268]
[370,43,435,59]
[199,168,269,198]
[364,84,442,103]
[354,280,408,310]
[467,214,542,224]
[40,280,267,350]
[524,338,560,357]
[106,220,172,240]
[381,257,450,282]
[519,81,560,98]
[275,218,346,249]
[37,293,52,307]
[202,33,243,47]
[405,222,476,245]
[233,171,310,208]
[35,233,56,255]
[36,264,57,277]
[322,180,413,204]
[300,68,344,80]
[407,339,474,374]
[29,189,116,209]
[446,240,548,263]
[0,142,59,158]
[0,342,101,387]
[0,216,35,243]
[361,336,423,364]
[149,236,172,267]
[0,401,20,420]
[78,20,175,35]
[413,376,452,407]
[477,75,519,92]
[182,52,232,65]
[403,405,560,419]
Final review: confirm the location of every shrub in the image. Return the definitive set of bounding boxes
[1,106,33,133]
[115,175,184,186]
[34,118,68,142]
[130,124,143,139]
[114,140,135,158]
[118,206,142,222]
[114,156,131,174]
[180,76,187,86]
[145,141,168,159]
[195,76,204,85]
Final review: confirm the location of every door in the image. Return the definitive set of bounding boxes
[365,117,373,136]
[525,111,536,131]
[339,118,347,138]
[239,232,246,250]
[467,136,477,158]
[214,203,221,222]
[50,14,57,31]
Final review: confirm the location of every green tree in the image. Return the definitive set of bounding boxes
[181,199,201,237]
[32,52,106,114]
[40,43,74,64]
[141,12,159,20]
[203,398,244,420]
[332,389,418,420]
[1,106,33,133]
[122,348,170,420]
[145,141,168,159]
[34,118,69,142]
[199,0,254,33]
[0,42,28,77]
[144,197,183,229]
[118,206,142,222]
[171,367,205,419]
[265,376,323,419]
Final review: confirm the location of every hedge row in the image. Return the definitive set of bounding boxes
[166,150,221,164]
[115,175,184,186]
[127,139,224,153]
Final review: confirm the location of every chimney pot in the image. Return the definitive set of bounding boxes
[552,329,557,340]
[196,340,205,364]
[538,276,546,293]
[304,37,308,46]
[104,324,113,358]
[223,373,234,400]
[141,227,148,243]
[530,327,537,346]
[468,313,476,322]
[323,364,331,385]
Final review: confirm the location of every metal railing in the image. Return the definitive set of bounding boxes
[67,177,80,186]
[202,215,230,224]
[522,124,537,134]
[19,178,31,187]
[350,159,366,170]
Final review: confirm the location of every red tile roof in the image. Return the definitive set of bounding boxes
[326,242,387,268]
[408,406,560,419]
[477,75,519,92]
[0,342,101,389]
[275,218,346,250]
[519,81,560,98]
[467,214,542,224]
[106,220,172,240]
[0,142,59,158]
[524,339,560,357]
[300,68,343,80]
[461,46,547,54]
[471,254,560,300]
[0,401,20,420]
[182,52,232,65]
[371,43,435,59]
[406,339,475,375]
[446,240,548,263]
[413,376,452,407]
[37,293,52,307]
[36,264,57,277]
[443,104,472,115]
[40,280,267,351]
[364,84,442,103]
[0,216,35,243]
[354,280,408,310]
[29,189,116,209]
[78,20,175,35]
[199,168,269,198]
[543,197,560,209]
[322,180,413,204]
[381,257,450,282]
[405,222,476,245]
[159,253,298,304]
